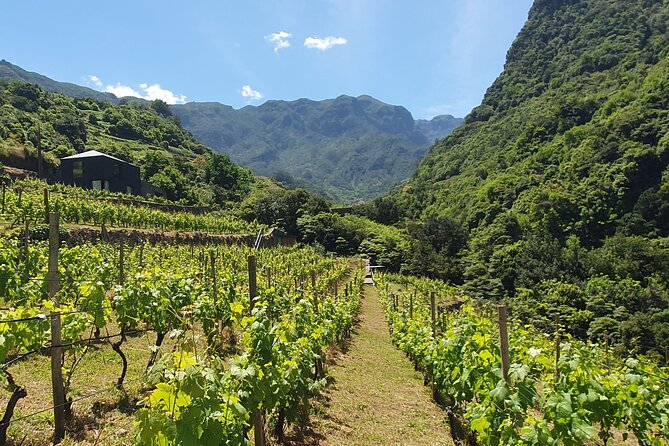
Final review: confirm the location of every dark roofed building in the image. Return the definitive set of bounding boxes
[60,150,141,195]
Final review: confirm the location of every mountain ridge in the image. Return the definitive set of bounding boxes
[0,59,120,103]
[172,96,462,202]
[0,59,463,202]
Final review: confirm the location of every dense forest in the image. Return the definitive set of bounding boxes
[360,0,669,356]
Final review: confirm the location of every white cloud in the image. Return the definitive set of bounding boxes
[98,80,187,104]
[86,75,102,88]
[139,83,187,104]
[104,83,143,99]
[304,36,347,50]
[265,31,291,53]
[240,85,263,102]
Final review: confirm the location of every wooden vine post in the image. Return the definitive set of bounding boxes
[48,212,66,443]
[211,251,223,337]
[210,251,217,304]
[555,314,561,380]
[247,255,265,446]
[409,293,414,319]
[43,188,50,224]
[1,182,6,214]
[118,241,125,286]
[22,220,29,262]
[310,270,324,378]
[498,305,510,383]
[430,291,437,336]
[100,222,108,242]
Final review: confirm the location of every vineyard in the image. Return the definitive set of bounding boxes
[0,179,261,235]
[0,212,363,445]
[2,183,669,446]
[378,274,669,445]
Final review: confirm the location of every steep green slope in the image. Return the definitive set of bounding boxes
[0,80,252,205]
[173,96,462,203]
[0,59,119,103]
[400,0,669,230]
[373,0,669,353]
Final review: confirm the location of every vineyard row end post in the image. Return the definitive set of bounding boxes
[247,255,265,446]
[555,314,561,380]
[118,241,125,286]
[498,305,510,383]
[430,291,436,337]
[43,188,49,225]
[49,212,66,443]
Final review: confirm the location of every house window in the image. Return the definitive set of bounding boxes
[73,161,83,179]
[92,180,110,191]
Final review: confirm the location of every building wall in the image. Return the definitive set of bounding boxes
[61,156,141,195]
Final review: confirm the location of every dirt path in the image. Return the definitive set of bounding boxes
[277,285,453,446]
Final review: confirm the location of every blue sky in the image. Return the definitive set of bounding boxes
[0,0,533,119]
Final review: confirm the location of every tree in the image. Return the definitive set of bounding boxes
[109,119,143,140]
[244,188,320,234]
[53,112,87,144]
[151,99,172,117]
[204,154,250,193]
[142,152,171,180]
[148,166,191,201]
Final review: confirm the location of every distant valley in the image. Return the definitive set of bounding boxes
[0,59,462,202]
[172,97,462,202]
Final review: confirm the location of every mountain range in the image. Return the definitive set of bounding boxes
[172,98,461,202]
[0,59,462,203]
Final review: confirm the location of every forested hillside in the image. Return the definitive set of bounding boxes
[0,59,119,103]
[369,0,669,354]
[0,80,253,205]
[0,60,463,203]
[173,96,462,203]
[0,79,393,244]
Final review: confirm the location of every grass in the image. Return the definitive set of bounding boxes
[1,325,211,445]
[272,285,453,446]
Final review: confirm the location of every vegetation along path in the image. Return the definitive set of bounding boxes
[280,285,453,445]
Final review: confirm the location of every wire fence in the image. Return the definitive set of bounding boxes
[0,376,146,429]
[0,305,117,325]
[386,290,663,446]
